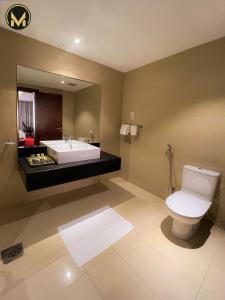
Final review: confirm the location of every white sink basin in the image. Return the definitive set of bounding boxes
[40,140,100,164]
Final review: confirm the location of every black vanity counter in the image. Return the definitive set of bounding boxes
[18,150,121,191]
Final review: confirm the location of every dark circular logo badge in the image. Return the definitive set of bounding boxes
[6,4,31,30]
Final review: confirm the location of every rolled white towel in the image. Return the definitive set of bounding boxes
[120,124,130,135]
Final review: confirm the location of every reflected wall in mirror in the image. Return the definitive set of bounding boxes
[17,65,101,147]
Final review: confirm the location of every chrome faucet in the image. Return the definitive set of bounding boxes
[63,135,69,141]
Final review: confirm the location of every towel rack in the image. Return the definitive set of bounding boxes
[126,123,143,129]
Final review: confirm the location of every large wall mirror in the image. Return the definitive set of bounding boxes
[17,65,101,147]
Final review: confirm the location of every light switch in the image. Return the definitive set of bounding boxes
[130,111,135,120]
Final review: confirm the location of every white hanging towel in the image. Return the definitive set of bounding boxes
[120,124,130,135]
[130,125,138,136]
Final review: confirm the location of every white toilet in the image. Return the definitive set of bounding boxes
[166,165,220,240]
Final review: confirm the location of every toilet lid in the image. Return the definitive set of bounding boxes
[166,191,211,218]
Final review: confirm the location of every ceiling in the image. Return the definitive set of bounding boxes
[1,0,225,72]
[17,66,94,92]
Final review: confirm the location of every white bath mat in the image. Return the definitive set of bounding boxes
[58,206,134,267]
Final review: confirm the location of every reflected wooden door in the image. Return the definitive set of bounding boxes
[35,92,62,145]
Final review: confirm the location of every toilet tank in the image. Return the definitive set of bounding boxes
[181,165,220,202]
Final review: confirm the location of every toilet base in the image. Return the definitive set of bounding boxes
[171,219,200,240]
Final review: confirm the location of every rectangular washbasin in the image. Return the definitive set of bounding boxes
[40,140,100,164]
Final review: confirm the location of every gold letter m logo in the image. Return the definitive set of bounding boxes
[10,12,26,27]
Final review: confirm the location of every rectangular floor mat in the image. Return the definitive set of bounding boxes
[58,206,134,267]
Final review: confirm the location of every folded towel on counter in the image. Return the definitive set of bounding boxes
[130,125,138,136]
[120,124,130,135]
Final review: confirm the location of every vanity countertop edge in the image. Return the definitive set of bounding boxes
[18,149,121,191]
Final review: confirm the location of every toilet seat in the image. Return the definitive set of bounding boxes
[166,191,211,218]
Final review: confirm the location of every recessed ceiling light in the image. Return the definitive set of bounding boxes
[74,38,81,44]
[60,80,65,84]
[66,271,72,279]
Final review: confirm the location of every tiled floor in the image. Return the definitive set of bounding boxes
[0,177,225,300]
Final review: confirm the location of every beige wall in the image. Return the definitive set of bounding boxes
[121,37,225,224]
[0,28,124,208]
[74,85,101,142]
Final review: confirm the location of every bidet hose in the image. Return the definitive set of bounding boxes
[167,144,175,194]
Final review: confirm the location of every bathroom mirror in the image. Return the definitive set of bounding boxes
[16,65,101,147]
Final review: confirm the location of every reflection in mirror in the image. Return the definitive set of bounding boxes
[17,65,101,147]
